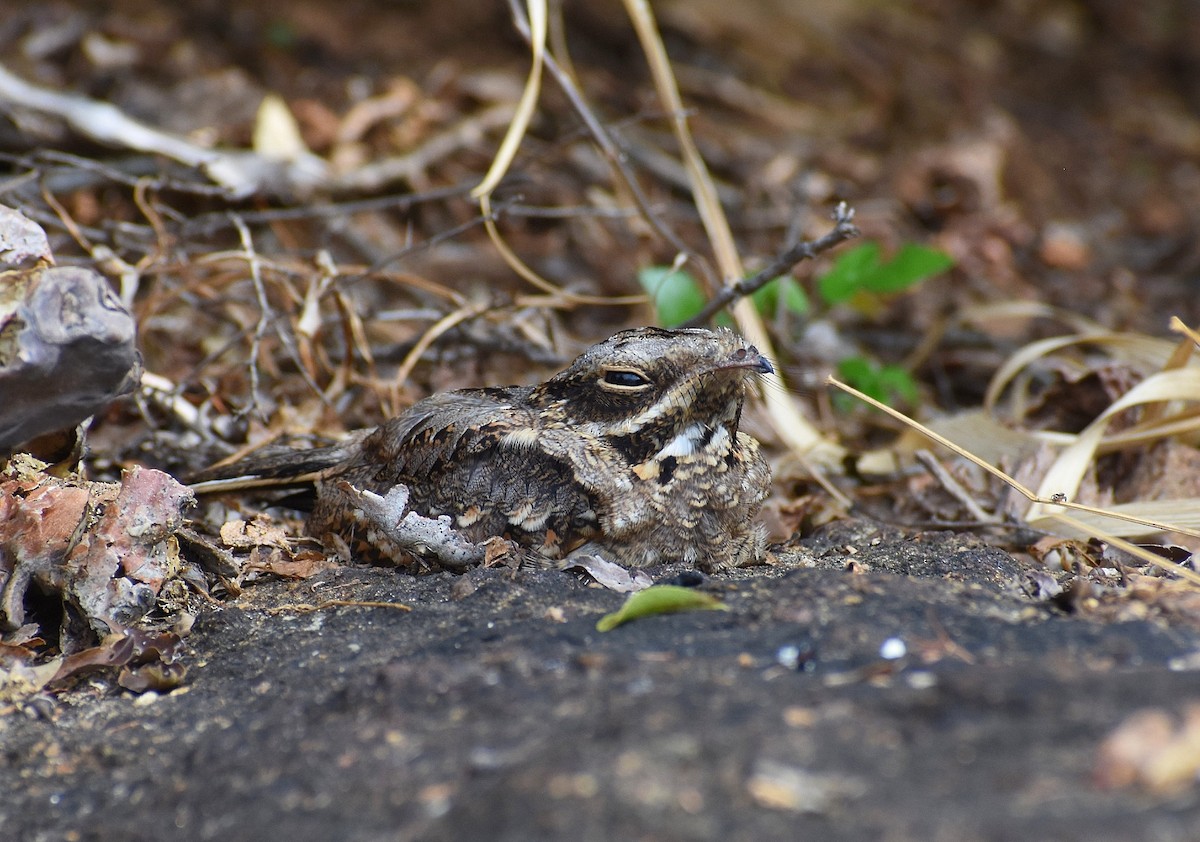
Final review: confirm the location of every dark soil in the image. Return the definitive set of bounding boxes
[4,522,1198,842]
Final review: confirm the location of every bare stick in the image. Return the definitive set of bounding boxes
[680,202,860,328]
[229,215,272,421]
[914,448,999,525]
[504,0,714,288]
[0,64,327,199]
[266,599,412,615]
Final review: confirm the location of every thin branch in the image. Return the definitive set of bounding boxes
[0,63,328,199]
[0,150,231,198]
[240,252,333,409]
[914,448,999,525]
[681,202,860,328]
[229,215,272,421]
[181,182,476,237]
[504,0,715,289]
[266,599,413,615]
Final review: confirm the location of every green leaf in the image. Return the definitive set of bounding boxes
[816,242,953,305]
[780,278,810,314]
[835,356,919,408]
[596,585,728,632]
[862,244,954,294]
[637,266,706,327]
[875,364,920,404]
[817,243,881,305]
[751,276,810,317]
[835,355,875,393]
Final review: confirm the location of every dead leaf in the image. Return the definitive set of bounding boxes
[48,634,137,686]
[46,628,185,693]
[220,515,293,550]
[0,657,63,702]
[564,554,653,593]
[246,547,335,579]
[1028,536,1099,571]
[746,759,867,813]
[118,660,188,693]
[1095,705,1200,795]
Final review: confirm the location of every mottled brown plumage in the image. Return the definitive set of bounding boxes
[203,327,773,571]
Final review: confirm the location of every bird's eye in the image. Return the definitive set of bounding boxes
[601,368,651,389]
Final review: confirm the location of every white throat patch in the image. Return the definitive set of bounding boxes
[655,422,722,460]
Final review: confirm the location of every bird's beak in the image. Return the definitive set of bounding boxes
[717,346,774,375]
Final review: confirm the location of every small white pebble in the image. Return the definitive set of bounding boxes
[1168,651,1200,671]
[879,637,907,660]
[905,671,937,690]
[776,645,801,669]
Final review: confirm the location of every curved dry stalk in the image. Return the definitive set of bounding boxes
[502,0,712,286]
[473,1,635,305]
[621,0,843,469]
[1172,316,1200,349]
[622,0,737,276]
[479,194,647,307]
[984,332,1184,411]
[829,374,1200,587]
[1025,366,1200,525]
[472,1,548,200]
[392,303,491,389]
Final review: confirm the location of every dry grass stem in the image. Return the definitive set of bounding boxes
[829,376,1200,587]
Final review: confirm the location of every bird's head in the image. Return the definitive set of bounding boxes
[532,326,772,461]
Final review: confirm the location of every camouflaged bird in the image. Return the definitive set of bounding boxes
[200,327,773,572]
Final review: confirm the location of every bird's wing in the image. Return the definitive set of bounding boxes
[349,388,536,482]
[319,387,599,554]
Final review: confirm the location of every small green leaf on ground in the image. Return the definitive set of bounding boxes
[637,266,706,326]
[596,584,728,632]
[817,242,953,305]
[863,244,954,294]
[751,276,810,317]
[836,357,920,408]
[818,243,882,305]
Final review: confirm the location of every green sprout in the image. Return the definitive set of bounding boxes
[638,241,952,410]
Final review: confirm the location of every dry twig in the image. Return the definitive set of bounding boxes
[913,448,999,525]
[829,375,1200,586]
[680,203,860,328]
[266,599,412,615]
[503,0,706,283]
[0,64,327,198]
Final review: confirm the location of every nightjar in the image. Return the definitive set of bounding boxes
[198,327,773,572]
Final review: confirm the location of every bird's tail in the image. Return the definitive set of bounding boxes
[187,431,368,494]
